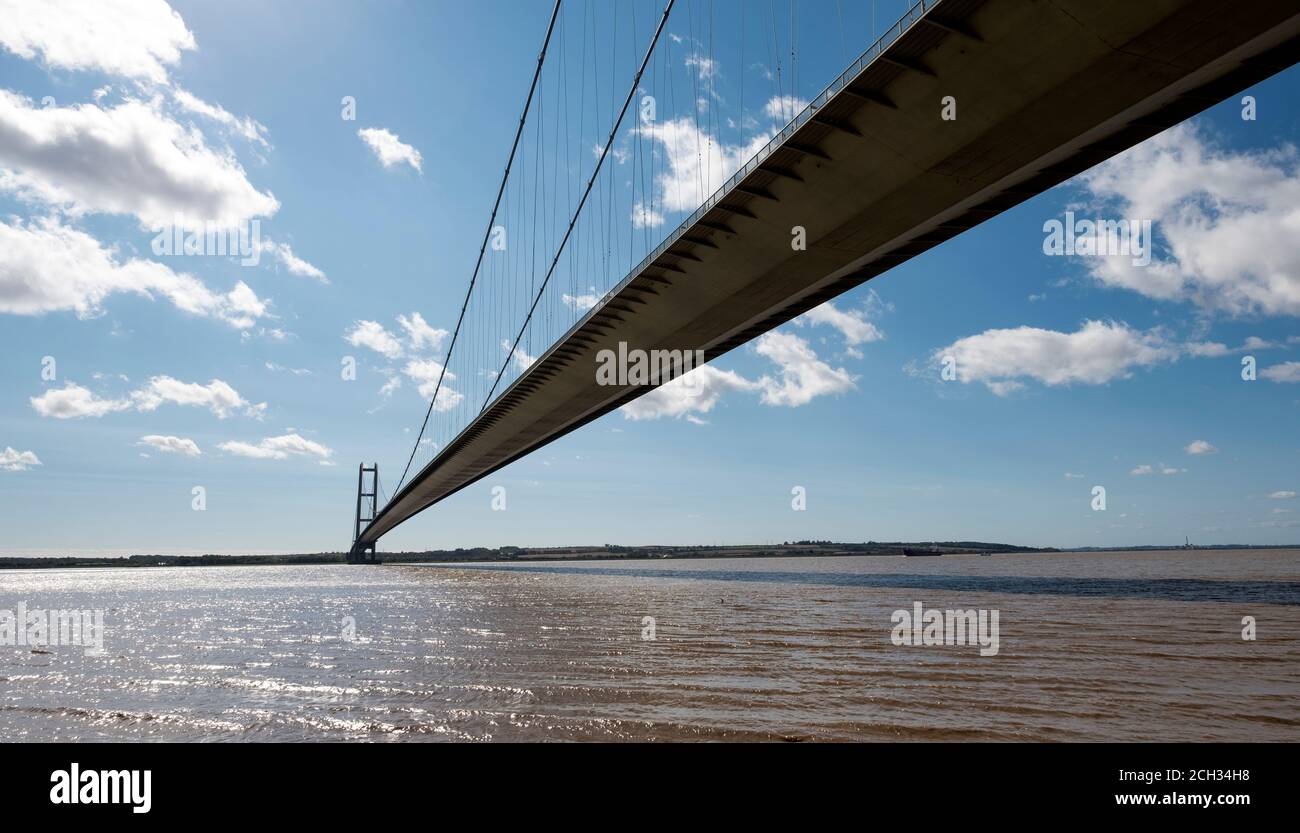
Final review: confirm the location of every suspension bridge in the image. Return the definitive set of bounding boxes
[348,0,1300,561]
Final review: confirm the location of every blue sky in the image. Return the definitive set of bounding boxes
[0,0,1297,557]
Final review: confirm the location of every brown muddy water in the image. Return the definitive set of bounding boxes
[1,549,1297,741]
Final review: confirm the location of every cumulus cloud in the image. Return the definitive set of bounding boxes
[631,201,665,229]
[346,313,448,360]
[1268,490,1297,499]
[754,331,855,406]
[402,359,463,410]
[219,432,332,461]
[138,434,200,456]
[1078,125,1300,316]
[1130,465,1154,476]
[358,127,422,172]
[0,446,41,471]
[0,216,270,327]
[764,95,809,121]
[633,116,772,213]
[562,292,601,311]
[621,330,852,420]
[29,383,131,419]
[1261,361,1300,383]
[0,91,279,228]
[622,365,761,421]
[631,97,821,222]
[397,312,447,352]
[31,376,263,419]
[502,340,535,372]
[344,313,462,406]
[0,0,196,83]
[1185,440,1217,455]
[797,301,884,346]
[931,320,1177,395]
[345,320,404,359]
[131,376,257,418]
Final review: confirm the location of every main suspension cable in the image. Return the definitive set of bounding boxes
[482,0,677,412]
[391,0,565,498]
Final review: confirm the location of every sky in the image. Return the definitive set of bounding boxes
[0,0,1297,557]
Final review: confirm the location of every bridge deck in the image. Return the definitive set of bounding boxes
[359,0,1300,547]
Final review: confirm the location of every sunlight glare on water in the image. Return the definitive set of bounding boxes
[1,550,1297,741]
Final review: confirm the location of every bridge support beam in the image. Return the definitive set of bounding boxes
[348,463,381,564]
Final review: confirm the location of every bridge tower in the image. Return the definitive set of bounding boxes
[348,463,380,564]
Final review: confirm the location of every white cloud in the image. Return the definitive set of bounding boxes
[634,116,772,214]
[1130,465,1154,476]
[754,331,855,406]
[397,312,447,352]
[0,91,279,228]
[219,432,332,461]
[932,320,1177,395]
[358,127,422,172]
[622,365,761,421]
[764,95,809,121]
[130,376,261,418]
[265,362,310,376]
[1079,125,1300,316]
[1268,490,1297,499]
[562,292,601,311]
[502,340,535,372]
[797,301,884,346]
[261,240,326,282]
[30,383,131,419]
[172,87,268,147]
[1261,361,1300,383]
[1185,342,1231,357]
[685,54,718,79]
[1185,337,1276,357]
[0,0,196,83]
[0,446,41,471]
[402,359,463,410]
[346,313,448,359]
[1064,472,1085,479]
[345,320,404,359]
[620,330,853,420]
[631,100,819,220]
[1185,440,1217,455]
[138,434,200,456]
[31,376,262,419]
[631,201,664,229]
[0,216,270,327]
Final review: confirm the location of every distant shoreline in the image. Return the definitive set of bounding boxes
[2,541,1296,570]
